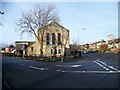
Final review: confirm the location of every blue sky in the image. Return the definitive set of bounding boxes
[1,1,118,45]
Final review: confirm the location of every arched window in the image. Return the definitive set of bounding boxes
[55,49,57,54]
[52,33,56,45]
[51,49,53,54]
[58,33,61,45]
[46,33,50,45]
[58,49,61,54]
[31,47,33,51]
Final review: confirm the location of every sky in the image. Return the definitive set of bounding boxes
[0,0,119,46]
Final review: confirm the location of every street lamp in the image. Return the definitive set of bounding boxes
[0,11,4,25]
[77,28,86,57]
[78,28,86,45]
[0,11,4,15]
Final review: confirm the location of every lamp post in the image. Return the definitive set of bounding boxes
[78,28,86,57]
[78,28,86,45]
[0,11,4,15]
[0,11,4,25]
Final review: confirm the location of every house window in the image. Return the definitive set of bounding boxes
[46,33,50,45]
[51,49,53,54]
[52,33,56,45]
[58,49,61,54]
[31,47,33,51]
[55,49,57,54]
[58,33,61,45]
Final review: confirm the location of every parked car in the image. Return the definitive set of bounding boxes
[116,49,120,53]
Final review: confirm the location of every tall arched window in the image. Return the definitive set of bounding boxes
[55,49,57,54]
[58,33,61,45]
[58,49,61,54]
[46,33,50,45]
[52,33,56,45]
[31,47,33,51]
[51,49,53,54]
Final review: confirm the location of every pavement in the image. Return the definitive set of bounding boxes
[2,53,120,89]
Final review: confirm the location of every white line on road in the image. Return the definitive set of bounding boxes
[108,66,118,71]
[96,60,118,71]
[96,60,106,65]
[62,71,66,72]
[56,64,81,68]
[56,70,62,72]
[71,65,81,67]
[29,66,49,71]
[94,61,110,71]
[60,70,120,73]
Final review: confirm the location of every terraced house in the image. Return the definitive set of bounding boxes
[15,22,70,57]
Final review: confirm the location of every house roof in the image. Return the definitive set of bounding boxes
[38,22,69,32]
[108,38,120,44]
[113,38,120,43]
[15,41,35,43]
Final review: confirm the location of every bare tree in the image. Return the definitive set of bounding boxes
[72,40,81,51]
[16,4,60,56]
[99,44,108,52]
[70,40,80,57]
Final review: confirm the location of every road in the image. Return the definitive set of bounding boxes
[2,53,120,88]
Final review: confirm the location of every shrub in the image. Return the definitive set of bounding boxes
[2,52,14,56]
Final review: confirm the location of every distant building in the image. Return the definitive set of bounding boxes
[107,38,120,52]
[15,41,35,56]
[15,22,70,57]
[107,34,115,41]
[1,44,15,53]
[80,37,120,53]
[89,43,97,50]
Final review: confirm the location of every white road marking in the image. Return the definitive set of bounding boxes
[61,70,120,73]
[94,61,110,70]
[118,70,120,72]
[29,66,49,71]
[96,60,118,71]
[56,64,81,67]
[56,70,62,72]
[108,66,118,71]
[71,65,81,67]
[62,71,66,72]
[96,60,107,65]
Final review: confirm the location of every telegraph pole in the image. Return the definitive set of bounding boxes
[77,28,86,57]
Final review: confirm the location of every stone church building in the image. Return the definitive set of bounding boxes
[15,22,70,57]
